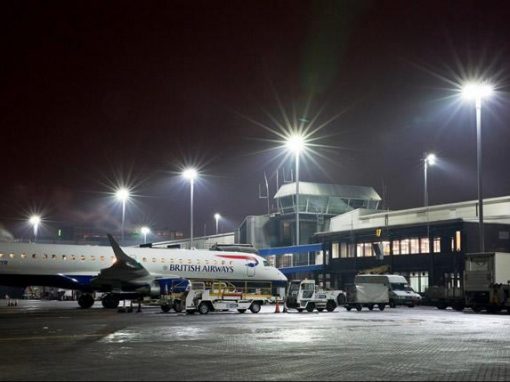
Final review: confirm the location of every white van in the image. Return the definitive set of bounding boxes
[354,274,422,308]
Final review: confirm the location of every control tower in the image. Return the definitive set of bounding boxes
[239,182,381,249]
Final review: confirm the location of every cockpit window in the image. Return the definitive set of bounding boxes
[263,260,270,267]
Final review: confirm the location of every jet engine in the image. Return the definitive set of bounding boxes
[135,282,162,298]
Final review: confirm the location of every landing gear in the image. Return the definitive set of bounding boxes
[78,294,94,309]
[306,303,315,312]
[101,294,120,309]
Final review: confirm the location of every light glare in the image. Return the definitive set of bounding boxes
[285,134,306,154]
[426,153,436,166]
[182,168,198,181]
[141,226,150,235]
[461,82,493,100]
[29,215,41,226]
[115,188,130,202]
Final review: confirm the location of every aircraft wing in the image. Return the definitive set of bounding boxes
[91,235,186,295]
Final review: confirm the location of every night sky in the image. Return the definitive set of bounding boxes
[1,1,510,238]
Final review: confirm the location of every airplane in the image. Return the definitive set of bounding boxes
[0,234,287,309]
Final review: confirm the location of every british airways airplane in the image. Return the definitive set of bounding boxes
[0,235,287,309]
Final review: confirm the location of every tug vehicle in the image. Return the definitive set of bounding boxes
[285,279,345,312]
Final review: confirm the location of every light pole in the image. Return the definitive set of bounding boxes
[115,188,130,242]
[182,168,198,248]
[214,213,221,235]
[141,226,150,244]
[286,134,306,246]
[462,82,493,253]
[423,153,436,268]
[423,153,436,208]
[29,215,41,242]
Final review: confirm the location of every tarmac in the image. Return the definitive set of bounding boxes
[1,300,509,381]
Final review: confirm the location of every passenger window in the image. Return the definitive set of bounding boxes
[152,258,156,263]
[52,254,57,260]
[0,253,4,258]
[91,256,95,261]
[71,255,76,261]
[100,256,105,262]
[9,253,15,259]
[32,254,37,259]
[143,257,147,262]
[43,254,48,259]
[80,255,85,261]
[62,255,67,260]
[21,253,26,259]
[161,258,165,263]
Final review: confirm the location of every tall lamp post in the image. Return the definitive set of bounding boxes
[182,168,198,249]
[462,82,493,253]
[423,153,436,275]
[214,213,221,235]
[29,215,41,242]
[423,153,436,208]
[141,226,150,244]
[286,134,306,246]
[115,188,130,242]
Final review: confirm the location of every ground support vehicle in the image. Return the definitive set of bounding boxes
[354,274,421,308]
[426,252,510,313]
[424,286,465,311]
[344,282,388,311]
[159,293,186,313]
[158,280,189,313]
[184,281,266,314]
[464,252,510,313]
[285,279,345,313]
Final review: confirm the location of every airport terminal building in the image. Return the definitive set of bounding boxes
[236,183,510,294]
[315,196,510,292]
[155,182,510,294]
